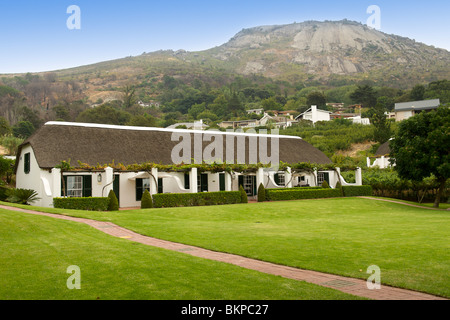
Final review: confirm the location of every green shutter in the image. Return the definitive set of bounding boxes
[238,175,244,188]
[61,176,68,196]
[113,175,120,204]
[253,176,257,196]
[136,178,143,201]
[184,173,190,190]
[219,173,225,191]
[158,178,163,194]
[82,175,92,197]
[24,153,30,174]
[274,173,280,185]
[201,174,208,192]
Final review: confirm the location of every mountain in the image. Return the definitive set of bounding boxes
[2,20,449,107]
[198,20,450,84]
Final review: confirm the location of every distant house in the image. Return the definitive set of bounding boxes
[246,108,264,115]
[394,99,440,122]
[218,119,259,129]
[167,120,208,130]
[295,106,331,124]
[367,140,393,169]
[326,103,345,110]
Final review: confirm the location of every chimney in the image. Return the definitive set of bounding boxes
[311,105,318,124]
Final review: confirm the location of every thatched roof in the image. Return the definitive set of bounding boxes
[16,122,331,170]
[375,141,391,156]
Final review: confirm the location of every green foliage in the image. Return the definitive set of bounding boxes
[282,120,374,157]
[12,121,35,139]
[370,103,392,144]
[390,107,449,206]
[141,190,153,209]
[53,197,109,211]
[6,188,40,205]
[0,135,23,156]
[0,156,14,183]
[107,190,119,211]
[257,183,266,202]
[321,180,330,188]
[342,185,373,197]
[350,85,377,108]
[265,188,342,201]
[76,104,131,125]
[239,185,248,203]
[153,191,241,208]
[306,91,327,108]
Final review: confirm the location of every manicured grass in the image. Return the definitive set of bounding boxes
[1,197,449,298]
[0,208,362,300]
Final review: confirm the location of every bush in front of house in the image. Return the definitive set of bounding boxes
[5,188,40,205]
[265,187,342,201]
[107,190,119,211]
[257,183,266,202]
[53,197,110,211]
[342,185,373,197]
[141,190,153,209]
[239,185,248,203]
[321,180,330,188]
[153,191,241,208]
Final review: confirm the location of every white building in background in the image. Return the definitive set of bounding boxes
[394,99,440,122]
[295,105,332,125]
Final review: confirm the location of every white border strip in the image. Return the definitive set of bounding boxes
[45,121,302,140]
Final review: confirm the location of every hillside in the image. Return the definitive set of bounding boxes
[0,19,449,155]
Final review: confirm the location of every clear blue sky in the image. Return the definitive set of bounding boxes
[0,0,449,74]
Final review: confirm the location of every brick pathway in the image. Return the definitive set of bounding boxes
[1,204,446,301]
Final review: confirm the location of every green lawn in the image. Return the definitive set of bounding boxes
[1,197,449,298]
[0,208,362,300]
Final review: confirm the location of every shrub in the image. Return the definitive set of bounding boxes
[141,190,153,209]
[265,188,342,201]
[342,185,373,197]
[321,180,330,188]
[107,190,119,211]
[257,183,266,202]
[153,191,241,208]
[334,181,344,196]
[6,188,40,205]
[53,197,109,211]
[239,185,248,203]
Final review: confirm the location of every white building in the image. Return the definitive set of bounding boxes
[394,99,440,122]
[15,121,361,208]
[295,105,332,124]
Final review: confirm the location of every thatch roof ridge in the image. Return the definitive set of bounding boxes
[17,122,331,170]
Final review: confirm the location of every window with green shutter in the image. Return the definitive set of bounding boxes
[62,175,92,198]
[136,178,150,201]
[24,153,30,174]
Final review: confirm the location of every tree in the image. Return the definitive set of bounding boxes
[239,185,248,203]
[0,117,12,136]
[350,85,377,108]
[257,183,266,202]
[122,85,137,109]
[141,189,153,209]
[410,84,425,101]
[370,103,392,144]
[107,190,119,211]
[76,104,131,125]
[12,121,35,139]
[390,107,449,208]
[306,91,326,108]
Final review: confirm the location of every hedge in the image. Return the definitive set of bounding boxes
[342,185,373,197]
[53,197,110,211]
[153,191,241,208]
[265,188,342,201]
